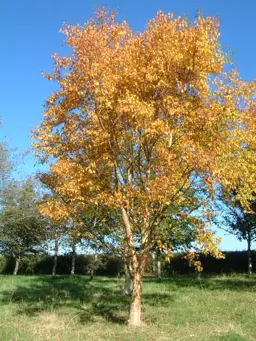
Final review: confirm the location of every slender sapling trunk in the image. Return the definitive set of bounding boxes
[52,237,58,276]
[152,252,156,274]
[13,255,20,276]
[71,243,76,275]
[157,257,162,279]
[248,232,252,276]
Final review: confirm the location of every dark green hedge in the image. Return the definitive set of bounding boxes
[163,251,256,275]
[0,253,123,276]
[0,251,255,275]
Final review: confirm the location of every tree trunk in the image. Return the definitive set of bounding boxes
[13,256,20,275]
[157,257,161,279]
[52,238,58,276]
[121,207,146,327]
[248,232,252,276]
[117,258,121,278]
[123,262,132,295]
[90,254,98,280]
[152,252,156,274]
[128,271,142,327]
[70,243,76,275]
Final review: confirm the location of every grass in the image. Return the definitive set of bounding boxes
[0,274,256,341]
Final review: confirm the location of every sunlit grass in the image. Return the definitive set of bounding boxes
[0,274,255,341]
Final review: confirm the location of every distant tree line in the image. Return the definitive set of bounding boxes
[0,251,255,276]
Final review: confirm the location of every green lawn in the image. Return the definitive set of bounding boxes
[0,274,255,341]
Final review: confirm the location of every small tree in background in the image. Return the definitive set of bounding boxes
[0,143,12,194]
[151,185,205,278]
[66,219,86,275]
[216,189,256,275]
[0,178,47,275]
[41,214,66,276]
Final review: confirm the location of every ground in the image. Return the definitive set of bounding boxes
[0,274,255,341]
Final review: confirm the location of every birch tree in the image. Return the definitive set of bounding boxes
[34,10,256,326]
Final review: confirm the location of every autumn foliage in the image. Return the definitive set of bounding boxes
[34,10,256,326]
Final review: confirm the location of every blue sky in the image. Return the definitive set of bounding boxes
[0,0,255,251]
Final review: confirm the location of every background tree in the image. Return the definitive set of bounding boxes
[34,10,256,326]
[38,177,120,276]
[151,185,204,278]
[0,178,47,275]
[0,144,12,192]
[66,219,88,275]
[152,217,198,279]
[0,132,13,197]
[42,217,66,276]
[216,189,256,275]
[68,231,79,276]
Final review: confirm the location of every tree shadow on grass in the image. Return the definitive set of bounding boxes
[0,275,176,325]
[1,276,92,314]
[1,274,254,325]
